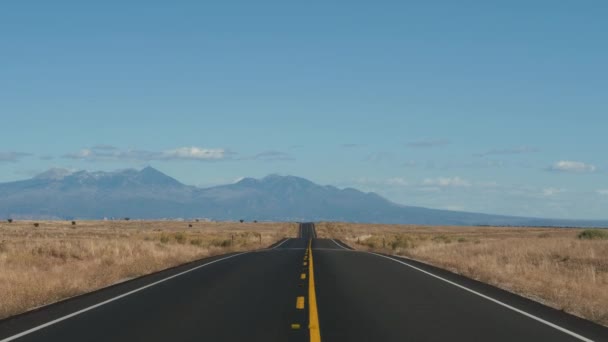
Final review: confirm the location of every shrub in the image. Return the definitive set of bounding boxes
[391,235,412,250]
[33,223,39,227]
[71,221,76,226]
[174,232,187,244]
[124,217,130,221]
[239,219,244,223]
[188,224,193,228]
[190,239,203,246]
[160,235,170,244]
[578,229,608,240]
[432,235,452,243]
[7,219,13,223]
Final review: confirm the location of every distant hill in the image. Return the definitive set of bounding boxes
[0,167,606,227]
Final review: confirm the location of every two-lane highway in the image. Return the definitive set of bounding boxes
[1,223,607,341]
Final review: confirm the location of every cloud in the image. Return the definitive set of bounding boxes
[422,177,471,187]
[250,151,294,161]
[597,189,608,196]
[547,160,596,173]
[64,146,230,162]
[542,187,565,197]
[162,147,226,160]
[348,177,409,188]
[0,152,31,162]
[406,139,450,148]
[476,146,539,157]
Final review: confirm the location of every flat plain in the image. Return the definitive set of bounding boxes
[0,220,297,320]
[315,222,608,327]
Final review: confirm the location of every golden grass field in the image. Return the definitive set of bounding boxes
[315,222,608,326]
[0,220,296,320]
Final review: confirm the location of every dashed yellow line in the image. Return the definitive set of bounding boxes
[300,273,307,280]
[308,239,321,342]
[296,296,305,309]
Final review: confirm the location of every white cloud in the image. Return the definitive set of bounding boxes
[597,189,608,196]
[548,160,596,173]
[162,147,226,160]
[422,176,471,187]
[64,146,229,162]
[542,187,565,197]
[349,177,409,187]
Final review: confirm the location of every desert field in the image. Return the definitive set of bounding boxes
[0,220,296,320]
[315,222,608,326]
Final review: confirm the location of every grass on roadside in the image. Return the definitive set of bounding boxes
[0,220,296,320]
[315,222,608,327]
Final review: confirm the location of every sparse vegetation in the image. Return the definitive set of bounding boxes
[578,229,608,240]
[0,220,296,319]
[316,222,608,326]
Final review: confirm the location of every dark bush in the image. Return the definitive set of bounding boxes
[33,223,39,227]
[7,219,13,223]
[578,229,608,240]
[71,221,76,225]
[124,217,130,221]
[239,219,244,223]
[188,224,193,228]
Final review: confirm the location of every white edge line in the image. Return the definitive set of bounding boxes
[0,252,248,342]
[271,238,291,249]
[370,253,595,342]
[330,239,348,249]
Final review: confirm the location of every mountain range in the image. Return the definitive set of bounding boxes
[1,167,606,227]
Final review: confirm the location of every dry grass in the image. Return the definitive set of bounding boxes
[0,220,296,319]
[316,222,608,326]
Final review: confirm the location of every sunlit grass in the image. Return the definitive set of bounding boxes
[0,220,297,319]
[316,222,608,326]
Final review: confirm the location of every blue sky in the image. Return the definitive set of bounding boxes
[1,2,607,219]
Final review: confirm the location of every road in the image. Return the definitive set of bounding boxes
[0,223,606,341]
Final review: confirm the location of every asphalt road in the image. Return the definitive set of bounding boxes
[1,223,607,342]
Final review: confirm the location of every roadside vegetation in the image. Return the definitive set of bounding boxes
[0,220,296,319]
[315,222,608,326]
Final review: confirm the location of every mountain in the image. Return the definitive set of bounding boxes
[0,167,607,227]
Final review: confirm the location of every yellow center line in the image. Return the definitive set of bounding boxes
[308,238,322,342]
